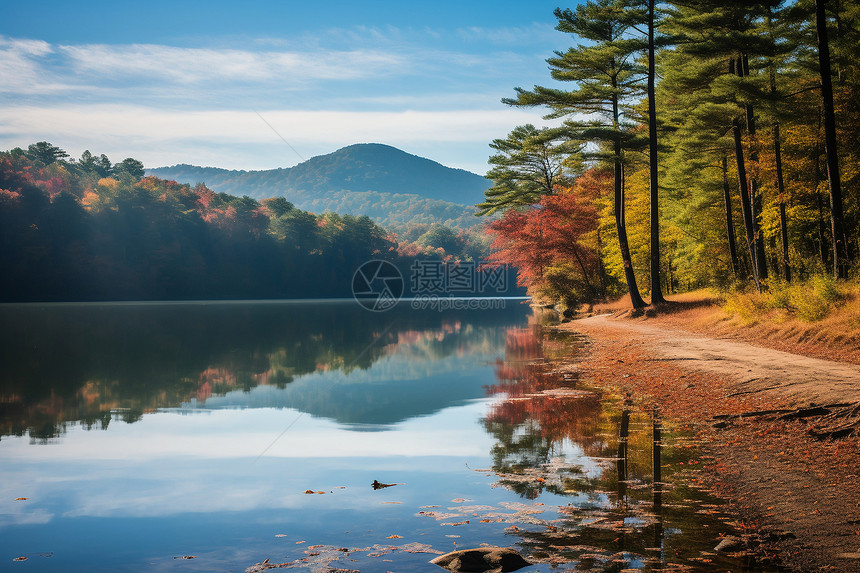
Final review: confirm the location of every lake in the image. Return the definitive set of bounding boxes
[0,300,776,572]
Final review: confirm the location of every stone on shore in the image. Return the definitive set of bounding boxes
[430,547,530,572]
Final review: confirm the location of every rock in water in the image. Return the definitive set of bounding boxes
[430,547,530,572]
[714,535,744,552]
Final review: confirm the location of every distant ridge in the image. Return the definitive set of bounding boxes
[147,143,491,229]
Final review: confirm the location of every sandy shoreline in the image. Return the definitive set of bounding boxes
[560,312,860,572]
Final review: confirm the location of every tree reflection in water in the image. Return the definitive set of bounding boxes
[481,321,775,572]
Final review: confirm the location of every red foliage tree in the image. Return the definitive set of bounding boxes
[487,172,601,303]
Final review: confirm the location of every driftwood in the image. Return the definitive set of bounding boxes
[808,402,860,439]
[712,402,860,440]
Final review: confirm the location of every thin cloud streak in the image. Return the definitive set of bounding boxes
[58,43,406,85]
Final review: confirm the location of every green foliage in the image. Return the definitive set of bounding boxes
[114,158,145,180]
[533,263,593,316]
[416,224,465,254]
[477,124,582,215]
[484,0,860,310]
[27,141,69,166]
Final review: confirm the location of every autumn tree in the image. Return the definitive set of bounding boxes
[487,175,602,311]
[502,0,651,308]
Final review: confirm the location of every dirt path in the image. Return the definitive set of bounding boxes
[561,314,860,573]
[577,314,860,406]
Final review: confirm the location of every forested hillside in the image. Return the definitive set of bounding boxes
[481,0,859,315]
[149,143,490,230]
[0,143,505,302]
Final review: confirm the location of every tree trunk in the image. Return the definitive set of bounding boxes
[615,149,646,309]
[817,190,829,268]
[779,202,790,281]
[739,54,768,282]
[722,155,741,276]
[611,68,646,309]
[648,0,665,304]
[816,0,850,278]
[813,114,830,268]
[773,122,791,282]
[733,122,761,291]
[596,226,608,297]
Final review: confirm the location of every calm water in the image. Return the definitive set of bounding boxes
[0,301,777,572]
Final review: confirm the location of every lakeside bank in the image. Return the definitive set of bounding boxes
[561,305,860,572]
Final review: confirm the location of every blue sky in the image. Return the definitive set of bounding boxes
[1,1,576,175]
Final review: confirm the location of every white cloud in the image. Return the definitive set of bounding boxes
[0,36,71,94]
[57,43,406,85]
[0,104,554,171]
[454,22,560,46]
[0,23,567,171]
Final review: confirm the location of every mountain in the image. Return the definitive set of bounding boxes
[147,143,492,229]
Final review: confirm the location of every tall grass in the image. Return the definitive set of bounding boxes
[723,274,848,324]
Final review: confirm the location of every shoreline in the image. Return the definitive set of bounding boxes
[560,309,860,572]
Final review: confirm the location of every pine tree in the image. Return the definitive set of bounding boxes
[503,0,649,309]
[815,0,850,277]
[477,125,581,216]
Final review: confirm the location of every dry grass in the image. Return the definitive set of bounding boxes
[583,282,860,365]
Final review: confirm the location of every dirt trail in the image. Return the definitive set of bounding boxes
[577,313,860,406]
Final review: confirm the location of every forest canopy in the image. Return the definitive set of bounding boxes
[481,0,860,312]
[0,144,508,302]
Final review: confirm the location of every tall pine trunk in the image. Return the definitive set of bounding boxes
[815,0,850,278]
[733,121,761,291]
[648,0,665,304]
[773,122,791,281]
[739,55,768,282]
[615,144,646,309]
[612,69,646,309]
[722,155,740,275]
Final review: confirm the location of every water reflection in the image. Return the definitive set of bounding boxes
[0,302,781,573]
[0,300,530,440]
[482,323,776,572]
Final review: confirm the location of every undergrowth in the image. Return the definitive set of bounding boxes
[723,275,853,324]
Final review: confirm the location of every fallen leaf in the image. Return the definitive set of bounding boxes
[275,534,287,538]
[386,535,403,539]
[14,498,28,501]
[372,480,399,490]
[303,490,325,494]
[296,541,306,544]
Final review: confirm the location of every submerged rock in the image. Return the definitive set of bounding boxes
[430,547,530,572]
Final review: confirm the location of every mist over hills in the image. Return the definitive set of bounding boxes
[147,143,492,229]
